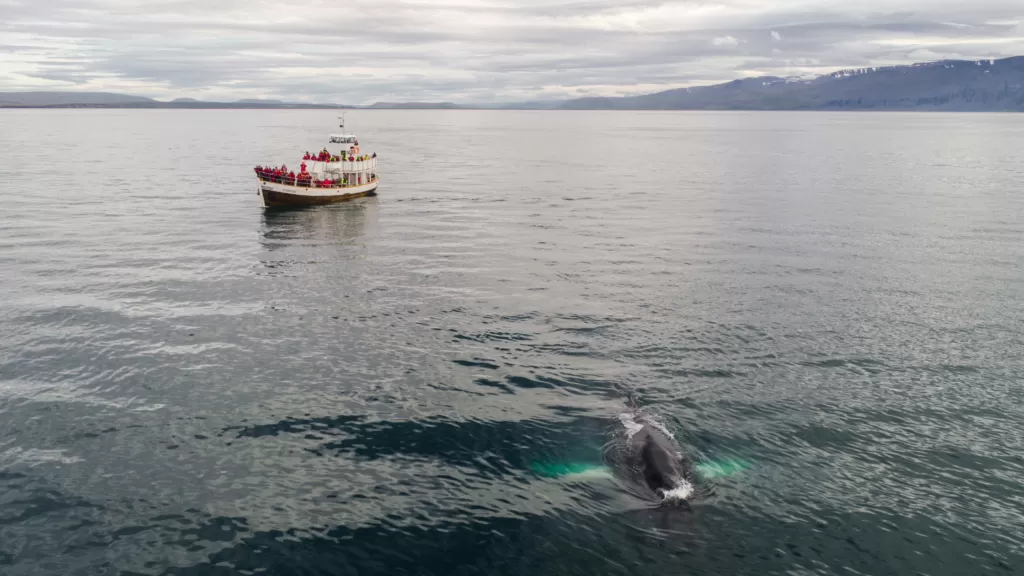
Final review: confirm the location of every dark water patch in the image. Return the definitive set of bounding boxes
[496,313,539,322]
[453,331,534,343]
[939,364,980,374]
[452,358,501,370]
[474,378,516,394]
[305,415,609,475]
[222,415,366,439]
[523,341,596,357]
[138,499,1022,576]
[505,375,558,390]
[156,510,656,576]
[0,488,103,528]
[553,325,612,334]
[55,426,123,444]
[656,368,742,379]
[798,356,888,368]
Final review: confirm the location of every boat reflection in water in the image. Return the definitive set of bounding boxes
[258,198,378,273]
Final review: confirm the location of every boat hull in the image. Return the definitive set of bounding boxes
[259,179,379,208]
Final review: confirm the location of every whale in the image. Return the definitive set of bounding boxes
[528,403,750,503]
[628,419,695,503]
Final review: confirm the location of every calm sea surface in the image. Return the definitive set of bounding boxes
[1,110,1022,576]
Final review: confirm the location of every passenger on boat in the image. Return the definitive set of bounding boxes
[303,152,311,160]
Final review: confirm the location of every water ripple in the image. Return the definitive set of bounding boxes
[0,110,1022,575]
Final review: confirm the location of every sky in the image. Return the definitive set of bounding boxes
[1,0,1023,104]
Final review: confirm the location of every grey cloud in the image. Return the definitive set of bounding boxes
[0,0,1022,102]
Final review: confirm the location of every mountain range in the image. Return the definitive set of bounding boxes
[0,92,352,109]
[3,56,1024,111]
[558,56,1024,111]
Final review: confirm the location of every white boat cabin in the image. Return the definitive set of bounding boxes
[300,132,376,187]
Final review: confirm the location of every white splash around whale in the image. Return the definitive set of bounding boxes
[619,412,644,438]
[619,411,675,439]
[660,480,695,502]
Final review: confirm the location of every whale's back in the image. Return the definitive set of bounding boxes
[630,424,694,502]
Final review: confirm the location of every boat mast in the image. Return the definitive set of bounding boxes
[337,110,347,185]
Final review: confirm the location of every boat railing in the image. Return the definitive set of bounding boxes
[256,173,378,189]
[303,157,377,171]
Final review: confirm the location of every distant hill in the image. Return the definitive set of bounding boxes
[489,100,563,110]
[368,102,461,109]
[0,92,352,109]
[0,91,156,107]
[559,56,1024,111]
[153,99,351,109]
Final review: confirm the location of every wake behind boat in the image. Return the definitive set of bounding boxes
[254,114,379,208]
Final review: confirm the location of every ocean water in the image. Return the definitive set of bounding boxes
[0,109,1022,576]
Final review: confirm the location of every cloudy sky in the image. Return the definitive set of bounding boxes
[1,0,1022,104]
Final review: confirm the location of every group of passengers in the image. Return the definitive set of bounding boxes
[254,164,341,188]
[304,148,338,162]
[302,147,377,163]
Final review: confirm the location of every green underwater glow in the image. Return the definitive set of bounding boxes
[531,457,751,480]
[694,458,752,479]
[530,461,610,479]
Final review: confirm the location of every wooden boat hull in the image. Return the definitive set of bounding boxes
[259,179,379,208]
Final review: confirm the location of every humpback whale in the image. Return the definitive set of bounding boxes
[629,419,695,503]
[528,402,750,504]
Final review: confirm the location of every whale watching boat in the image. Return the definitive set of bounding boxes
[254,114,379,208]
